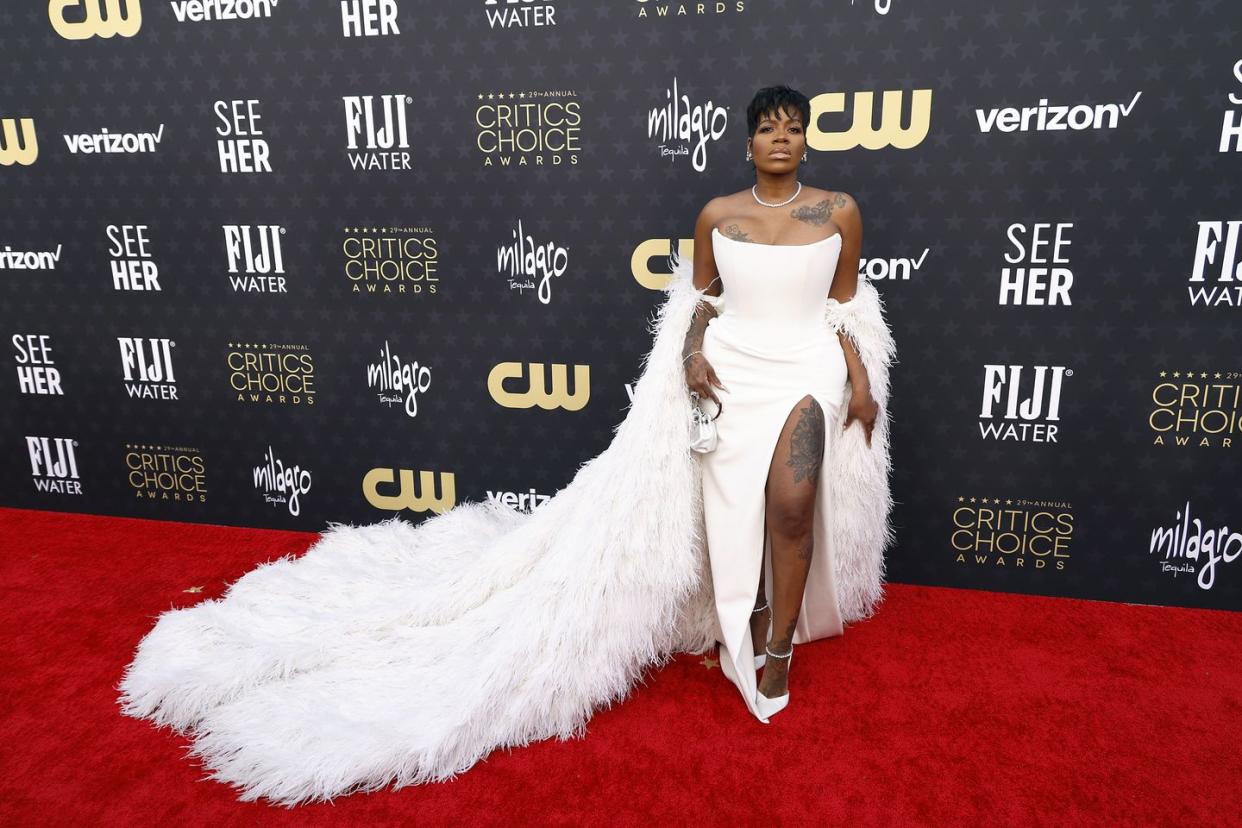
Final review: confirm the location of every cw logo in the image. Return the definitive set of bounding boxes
[488,362,590,411]
[630,238,680,290]
[0,118,38,166]
[363,468,456,514]
[49,0,142,40]
[808,89,933,151]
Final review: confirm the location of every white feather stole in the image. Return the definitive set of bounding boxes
[115,245,897,806]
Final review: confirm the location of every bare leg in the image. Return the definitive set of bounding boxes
[750,557,769,663]
[757,394,824,699]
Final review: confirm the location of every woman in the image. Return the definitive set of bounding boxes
[116,86,896,805]
[683,85,882,722]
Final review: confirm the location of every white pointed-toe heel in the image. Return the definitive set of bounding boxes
[755,645,792,719]
[751,602,769,668]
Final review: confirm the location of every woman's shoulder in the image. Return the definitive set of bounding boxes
[801,186,856,210]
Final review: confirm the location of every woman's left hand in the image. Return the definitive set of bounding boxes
[843,387,879,447]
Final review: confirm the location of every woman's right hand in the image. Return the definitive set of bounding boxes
[685,353,726,419]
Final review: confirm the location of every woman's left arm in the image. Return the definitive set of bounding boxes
[827,192,879,447]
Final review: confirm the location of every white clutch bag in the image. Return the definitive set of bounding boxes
[689,392,719,453]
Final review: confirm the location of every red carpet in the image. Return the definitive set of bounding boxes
[1,506,1238,826]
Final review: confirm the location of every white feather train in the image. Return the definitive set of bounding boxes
[116,244,897,806]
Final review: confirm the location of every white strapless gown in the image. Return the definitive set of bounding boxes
[699,227,850,722]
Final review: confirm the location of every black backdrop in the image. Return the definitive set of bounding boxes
[3,0,1240,613]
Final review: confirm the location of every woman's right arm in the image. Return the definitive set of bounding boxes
[682,202,727,413]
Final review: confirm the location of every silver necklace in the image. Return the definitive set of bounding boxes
[752,180,801,208]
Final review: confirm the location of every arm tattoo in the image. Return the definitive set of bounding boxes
[683,300,717,361]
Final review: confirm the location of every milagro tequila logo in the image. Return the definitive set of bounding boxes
[223,224,286,293]
[979,364,1071,443]
[1150,499,1241,590]
[498,218,567,304]
[366,340,431,417]
[26,436,81,494]
[483,0,557,29]
[343,94,412,170]
[647,76,727,172]
[1188,220,1242,307]
[252,445,312,516]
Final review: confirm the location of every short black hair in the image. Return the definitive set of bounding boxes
[746,85,811,138]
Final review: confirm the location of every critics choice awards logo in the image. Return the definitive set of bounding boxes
[125,443,207,504]
[1148,369,1241,448]
[635,0,746,20]
[342,226,439,295]
[952,495,1074,572]
[475,90,580,167]
[227,342,317,405]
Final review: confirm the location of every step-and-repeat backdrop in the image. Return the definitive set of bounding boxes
[2,1,1239,612]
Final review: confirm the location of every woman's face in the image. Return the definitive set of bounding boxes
[749,106,805,173]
